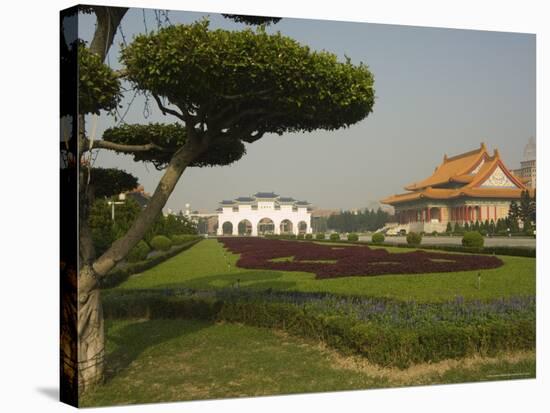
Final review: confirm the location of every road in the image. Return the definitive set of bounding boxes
[359,235,536,248]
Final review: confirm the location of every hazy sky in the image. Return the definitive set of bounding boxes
[79,8,535,212]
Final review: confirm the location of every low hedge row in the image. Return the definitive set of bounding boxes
[305,238,535,258]
[103,292,535,368]
[100,238,201,289]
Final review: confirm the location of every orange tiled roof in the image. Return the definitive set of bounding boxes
[404,143,488,190]
[382,143,530,205]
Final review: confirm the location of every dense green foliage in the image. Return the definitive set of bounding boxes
[330,233,340,241]
[150,235,172,251]
[315,233,326,240]
[89,167,138,199]
[406,232,422,246]
[101,123,246,170]
[78,43,121,114]
[121,21,375,135]
[305,234,313,240]
[89,198,142,256]
[462,231,485,248]
[327,208,390,233]
[371,232,385,244]
[126,240,151,263]
[347,233,359,241]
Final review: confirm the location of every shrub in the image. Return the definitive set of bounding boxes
[347,233,359,242]
[305,234,313,240]
[297,234,305,240]
[171,234,198,245]
[371,232,385,244]
[406,232,422,246]
[126,240,151,263]
[103,291,535,369]
[330,233,340,241]
[150,235,172,251]
[462,231,484,248]
[315,233,326,240]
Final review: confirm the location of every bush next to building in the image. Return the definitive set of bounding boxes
[462,231,485,248]
[330,233,341,241]
[347,233,359,241]
[371,232,385,244]
[305,234,313,240]
[297,234,305,240]
[316,233,326,240]
[126,240,151,263]
[150,235,173,251]
[406,232,422,246]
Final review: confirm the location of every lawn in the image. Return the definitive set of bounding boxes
[80,319,535,407]
[115,239,535,303]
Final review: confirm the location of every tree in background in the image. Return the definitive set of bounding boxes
[71,9,376,389]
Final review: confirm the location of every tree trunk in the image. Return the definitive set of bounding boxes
[77,265,104,391]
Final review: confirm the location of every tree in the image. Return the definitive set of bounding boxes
[73,16,376,389]
[519,190,536,225]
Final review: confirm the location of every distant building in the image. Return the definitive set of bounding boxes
[381,143,534,233]
[125,185,151,209]
[217,192,313,236]
[512,137,536,189]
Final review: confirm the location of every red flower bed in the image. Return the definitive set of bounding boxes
[219,237,503,279]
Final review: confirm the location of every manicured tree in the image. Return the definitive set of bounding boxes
[76,20,375,387]
[464,222,470,232]
[453,222,462,234]
[519,190,536,225]
[445,222,452,233]
[489,219,496,234]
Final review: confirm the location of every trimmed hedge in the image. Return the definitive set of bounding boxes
[150,235,172,251]
[315,233,326,240]
[406,232,422,246]
[171,234,199,245]
[371,233,385,244]
[347,233,359,242]
[299,237,535,258]
[126,240,151,263]
[330,233,340,241]
[305,234,313,240]
[297,234,305,240]
[462,231,484,248]
[103,292,535,368]
[100,239,201,289]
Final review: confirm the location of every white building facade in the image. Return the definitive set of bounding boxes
[217,192,313,236]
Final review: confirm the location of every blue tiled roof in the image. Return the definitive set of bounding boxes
[278,197,295,203]
[295,201,310,205]
[220,200,236,205]
[235,197,255,202]
[254,192,279,198]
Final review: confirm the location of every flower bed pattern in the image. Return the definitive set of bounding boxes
[219,237,503,278]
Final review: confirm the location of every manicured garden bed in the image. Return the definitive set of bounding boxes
[219,237,503,278]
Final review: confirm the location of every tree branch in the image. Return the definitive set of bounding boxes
[152,94,185,121]
[92,140,206,277]
[83,137,167,153]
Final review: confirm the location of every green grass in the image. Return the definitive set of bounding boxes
[80,319,534,407]
[116,239,535,303]
[79,319,387,407]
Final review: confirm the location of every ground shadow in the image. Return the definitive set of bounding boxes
[104,319,211,383]
[36,387,59,401]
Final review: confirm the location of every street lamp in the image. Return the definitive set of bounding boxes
[107,193,126,222]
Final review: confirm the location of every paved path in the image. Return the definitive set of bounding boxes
[359,235,536,248]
